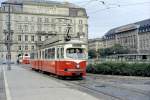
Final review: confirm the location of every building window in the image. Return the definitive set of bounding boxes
[25,46,28,50]
[70,28,73,33]
[18,16,22,20]
[5,22,9,29]
[31,17,34,21]
[18,35,21,41]
[18,46,22,50]
[31,26,34,32]
[38,17,42,23]
[52,25,56,31]
[37,25,42,31]
[25,35,28,41]
[45,18,49,23]
[25,17,28,22]
[31,35,34,41]
[31,46,34,50]
[58,27,61,32]
[51,18,55,23]
[24,25,28,31]
[70,19,72,24]
[45,36,48,39]
[38,36,41,41]
[79,20,83,24]
[18,24,22,31]
[79,25,83,32]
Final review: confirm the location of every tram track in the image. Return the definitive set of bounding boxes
[90,74,150,96]
[21,65,150,100]
[85,76,150,96]
[64,78,150,100]
[64,79,124,100]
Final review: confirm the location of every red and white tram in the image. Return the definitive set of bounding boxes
[19,53,30,64]
[30,39,88,78]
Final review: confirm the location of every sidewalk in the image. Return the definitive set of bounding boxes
[2,65,99,100]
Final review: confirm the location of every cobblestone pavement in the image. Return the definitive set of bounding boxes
[0,66,6,100]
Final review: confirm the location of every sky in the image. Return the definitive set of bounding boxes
[0,0,150,39]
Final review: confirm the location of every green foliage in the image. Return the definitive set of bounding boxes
[98,44,129,57]
[86,62,150,77]
[88,49,97,59]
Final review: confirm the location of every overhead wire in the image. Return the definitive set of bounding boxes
[74,0,91,4]
[80,0,95,6]
[87,1,150,14]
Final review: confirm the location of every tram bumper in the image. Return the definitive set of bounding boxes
[58,69,85,77]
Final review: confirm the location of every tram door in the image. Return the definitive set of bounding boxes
[56,47,64,74]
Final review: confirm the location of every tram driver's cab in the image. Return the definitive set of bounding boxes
[66,48,86,59]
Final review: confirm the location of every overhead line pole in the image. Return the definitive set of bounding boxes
[3,1,23,70]
[7,3,11,70]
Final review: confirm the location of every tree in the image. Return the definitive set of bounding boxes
[98,44,129,57]
[88,49,97,59]
[112,44,129,54]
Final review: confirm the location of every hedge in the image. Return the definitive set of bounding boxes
[86,62,150,77]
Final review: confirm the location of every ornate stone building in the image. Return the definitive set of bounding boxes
[88,38,104,51]
[104,19,150,54]
[0,0,88,63]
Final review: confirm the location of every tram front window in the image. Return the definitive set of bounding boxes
[66,48,86,59]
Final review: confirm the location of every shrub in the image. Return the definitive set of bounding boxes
[86,62,150,77]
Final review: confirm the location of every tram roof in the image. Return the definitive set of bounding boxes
[41,35,87,48]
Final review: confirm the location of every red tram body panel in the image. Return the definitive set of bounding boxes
[30,60,86,77]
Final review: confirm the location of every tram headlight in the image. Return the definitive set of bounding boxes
[76,64,80,69]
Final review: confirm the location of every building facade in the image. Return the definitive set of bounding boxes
[104,19,150,55]
[0,0,88,63]
[88,38,104,51]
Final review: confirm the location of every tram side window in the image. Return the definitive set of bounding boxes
[57,48,60,59]
[51,48,55,59]
[35,52,38,59]
[39,51,41,59]
[57,48,64,59]
[60,48,64,58]
[48,48,51,59]
[42,51,45,59]
[45,49,48,59]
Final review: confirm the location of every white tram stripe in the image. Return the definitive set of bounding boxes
[3,66,12,100]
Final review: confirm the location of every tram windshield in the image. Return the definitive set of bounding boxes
[66,48,86,59]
